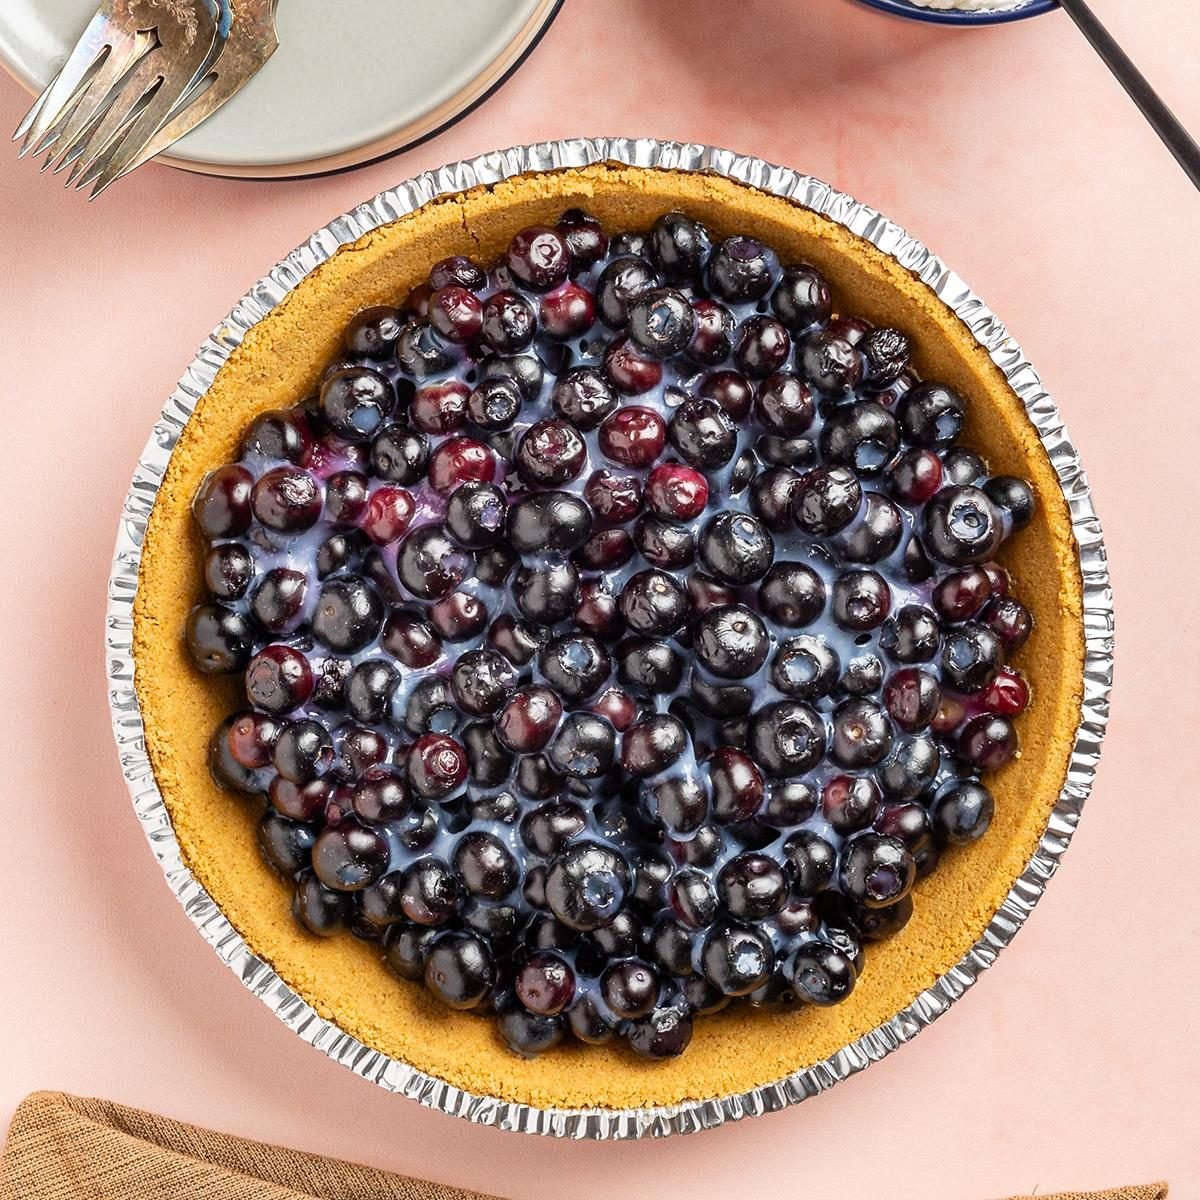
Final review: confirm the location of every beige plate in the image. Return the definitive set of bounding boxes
[0,0,562,178]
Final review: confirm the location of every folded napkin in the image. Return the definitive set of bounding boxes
[0,1092,1167,1200]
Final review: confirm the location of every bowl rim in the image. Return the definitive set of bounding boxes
[853,0,1058,25]
[106,135,1113,1139]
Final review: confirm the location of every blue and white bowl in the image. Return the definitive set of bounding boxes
[854,0,1056,25]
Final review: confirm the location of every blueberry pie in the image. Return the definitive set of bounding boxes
[134,164,1084,1107]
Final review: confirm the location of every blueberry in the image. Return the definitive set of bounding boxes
[798,331,862,395]
[790,942,857,1006]
[861,327,911,388]
[762,778,818,827]
[399,857,464,925]
[320,367,394,441]
[877,734,940,799]
[480,290,536,354]
[820,401,900,475]
[370,423,429,483]
[467,377,522,432]
[881,604,941,663]
[750,701,826,777]
[755,370,815,434]
[634,514,696,568]
[770,263,831,332]
[694,604,769,679]
[651,211,710,282]
[396,320,453,377]
[453,831,519,899]
[783,830,837,894]
[186,603,253,674]
[644,464,709,521]
[444,481,507,548]
[293,871,354,936]
[838,652,885,697]
[699,512,774,584]
[517,418,588,486]
[405,734,468,800]
[900,382,965,447]
[983,475,1036,531]
[940,622,1003,692]
[751,467,802,532]
[423,932,496,1010]
[668,868,718,928]
[770,635,840,700]
[933,780,995,843]
[888,447,943,505]
[539,634,612,702]
[402,676,458,735]
[551,366,617,430]
[345,659,399,725]
[252,467,322,533]
[838,493,903,563]
[243,408,314,464]
[627,287,695,358]
[597,256,659,328]
[450,648,518,717]
[193,465,253,537]
[620,714,688,776]
[831,569,892,632]
[396,524,472,600]
[545,841,628,930]
[982,595,1033,651]
[830,698,894,768]
[883,667,941,732]
[668,397,737,469]
[759,561,825,627]
[311,820,387,892]
[793,466,862,535]
[425,258,484,295]
[734,316,791,378]
[957,714,1018,770]
[598,405,667,467]
[718,852,787,918]
[822,773,882,833]
[709,236,775,303]
[556,208,609,272]
[548,713,616,779]
[701,921,774,995]
[619,569,689,637]
[601,959,660,1019]
[616,637,684,694]
[513,561,580,625]
[923,485,1005,566]
[515,950,576,1016]
[507,225,570,291]
[258,811,316,877]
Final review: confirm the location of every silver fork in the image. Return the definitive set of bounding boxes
[87,0,280,197]
[12,0,226,186]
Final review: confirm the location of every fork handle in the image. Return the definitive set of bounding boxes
[1058,0,1200,192]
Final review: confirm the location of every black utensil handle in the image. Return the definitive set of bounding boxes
[1059,0,1200,191]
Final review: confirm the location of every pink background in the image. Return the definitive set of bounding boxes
[1,0,1196,1195]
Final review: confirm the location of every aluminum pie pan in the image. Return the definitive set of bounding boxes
[105,135,1114,1139]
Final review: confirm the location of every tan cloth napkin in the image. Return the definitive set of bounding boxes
[0,1091,1167,1200]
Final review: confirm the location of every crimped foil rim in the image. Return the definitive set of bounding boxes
[105,136,1114,1140]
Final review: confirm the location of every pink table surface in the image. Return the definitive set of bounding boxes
[1,0,1197,1195]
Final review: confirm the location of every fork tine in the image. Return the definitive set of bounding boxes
[34,29,155,171]
[79,86,187,194]
[56,57,165,184]
[16,8,124,152]
[13,80,53,144]
[91,69,220,194]
[93,1,234,194]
